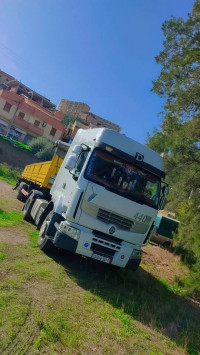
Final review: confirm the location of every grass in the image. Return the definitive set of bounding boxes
[0,163,21,186]
[0,195,200,354]
[28,230,39,248]
[158,277,187,296]
[0,237,199,354]
[0,209,22,227]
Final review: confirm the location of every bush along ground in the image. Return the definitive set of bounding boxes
[0,163,21,186]
[0,134,32,152]
[28,136,54,161]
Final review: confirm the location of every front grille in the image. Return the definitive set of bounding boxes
[91,243,115,257]
[93,230,122,245]
[91,230,121,258]
[97,208,133,231]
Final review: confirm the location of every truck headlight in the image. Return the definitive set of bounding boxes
[59,222,80,240]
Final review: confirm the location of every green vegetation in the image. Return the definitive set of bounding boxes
[0,163,21,185]
[147,0,200,300]
[0,238,199,354]
[0,209,22,227]
[0,134,32,152]
[62,113,81,127]
[0,190,199,354]
[29,136,54,161]
[28,230,39,248]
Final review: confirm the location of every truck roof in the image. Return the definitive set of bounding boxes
[73,128,165,178]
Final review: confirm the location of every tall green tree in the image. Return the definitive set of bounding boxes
[148,0,200,299]
[152,0,200,124]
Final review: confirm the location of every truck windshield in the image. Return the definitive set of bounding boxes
[85,149,161,209]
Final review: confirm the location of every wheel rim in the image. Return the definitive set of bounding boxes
[39,212,52,241]
[24,198,31,212]
[39,220,47,240]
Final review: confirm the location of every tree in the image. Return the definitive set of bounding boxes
[62,114,81,128]
[152,0,200,122]
[148,1,200,300]
[29,137,54,161]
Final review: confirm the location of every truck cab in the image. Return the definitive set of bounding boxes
[27,128,167,270]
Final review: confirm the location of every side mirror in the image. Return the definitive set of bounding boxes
[65,155,76,170]
[72,145,81,154]
[159,185,169,209]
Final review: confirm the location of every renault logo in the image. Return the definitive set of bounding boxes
[109,226,115,234]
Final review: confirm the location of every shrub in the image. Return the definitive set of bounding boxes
[28,137,54,161]
[0,134,32,152]
[0,163,21,185]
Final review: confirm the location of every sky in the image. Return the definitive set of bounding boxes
[0,0,195,144]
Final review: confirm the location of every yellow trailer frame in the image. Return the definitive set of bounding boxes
[20,141,70,190]
[21,154,64,190]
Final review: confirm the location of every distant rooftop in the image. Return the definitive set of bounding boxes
[0,69,56,111]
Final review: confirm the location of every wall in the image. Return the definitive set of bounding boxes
[0,139,41,169]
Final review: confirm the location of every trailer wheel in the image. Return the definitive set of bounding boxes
[38,211,54,251]
[23,194,34,221]
[16,182,28,202]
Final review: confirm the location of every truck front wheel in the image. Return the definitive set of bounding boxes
[38,211,54,251]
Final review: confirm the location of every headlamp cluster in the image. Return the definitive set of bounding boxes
[59,222,80,240]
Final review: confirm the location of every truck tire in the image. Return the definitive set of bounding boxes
[38,211,54,251]
[23,194,34,221]
[16,182,28,202]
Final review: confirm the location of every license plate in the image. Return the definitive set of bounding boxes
[92,253,112,264]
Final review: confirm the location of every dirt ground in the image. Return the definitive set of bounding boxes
[0,180,29,244]
[142,244,188,283]
[0,179,188,284]
[0,180,22,209]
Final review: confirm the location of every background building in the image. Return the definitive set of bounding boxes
[58,99,90,117]
[79,112,121,131]
[58,98,121,142]
[0,69,65,143]
[0,69,121,145]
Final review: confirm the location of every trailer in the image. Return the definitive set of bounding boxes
[15,140,70,202]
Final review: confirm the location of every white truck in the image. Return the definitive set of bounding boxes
[23,128,168,270]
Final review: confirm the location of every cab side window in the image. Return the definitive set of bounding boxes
[74,150,89,176]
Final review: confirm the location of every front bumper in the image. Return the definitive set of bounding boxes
[53,231,78,253]
[53,221,143,268]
